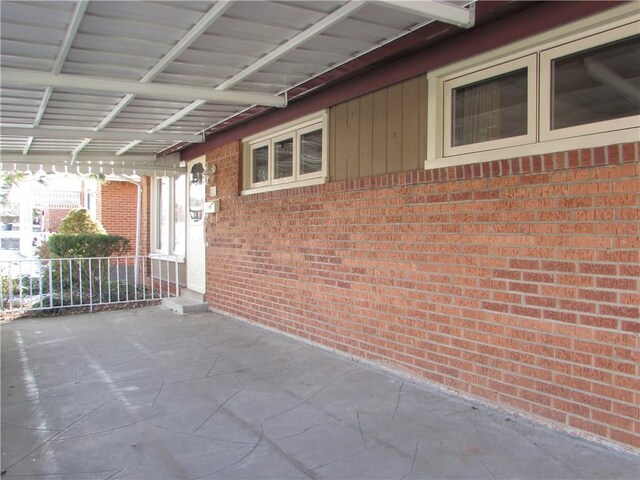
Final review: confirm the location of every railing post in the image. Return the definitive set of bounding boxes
[175,258,179,297]
[48,259,53,308]
[18,261,24,309]
[88,258,93,311]
[151,258,155,300]
[125,256,129,301]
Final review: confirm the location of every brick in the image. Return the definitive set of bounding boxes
[569,416,608,437]
[597,277,638,290]
[578,263,617,275]
[600,305,639,319]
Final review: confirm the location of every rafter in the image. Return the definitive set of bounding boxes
[115,1,366,156]
[93,1,234,132]
[375,0,475,28]
[24,0,88,154]
[2,126,205,143]
[1,69,286,107]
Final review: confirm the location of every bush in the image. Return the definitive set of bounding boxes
[49,234,129,258]
[58,208,106,235]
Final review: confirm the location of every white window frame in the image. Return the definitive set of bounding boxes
[249,141,270,188]
[271,132,296,185]
[443,54,537,156]
[296,123,326,182]
[243,111,328,195]
[425,4,640,170]
[150,174,185,261]
[540,21,640,142]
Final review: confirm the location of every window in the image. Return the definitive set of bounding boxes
[151,174,186,257]
[173,175,185,255]
[431,14,639,165]
[541,23,640,141]
[444,55,536,156]
[299,126,323,178]
[244,112,327,194]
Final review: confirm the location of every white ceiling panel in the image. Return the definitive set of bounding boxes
[1,0,476,173]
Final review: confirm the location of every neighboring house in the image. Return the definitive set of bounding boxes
[133,2,639,450]
[96,179,139,256]
[2,176,96,256]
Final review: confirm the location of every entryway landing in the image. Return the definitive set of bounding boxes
[162,288,208,314]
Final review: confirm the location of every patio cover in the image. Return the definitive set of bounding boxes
[0,0,475,176]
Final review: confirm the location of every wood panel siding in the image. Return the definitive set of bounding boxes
[328,75,427,181]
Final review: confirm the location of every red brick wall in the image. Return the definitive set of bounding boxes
[99,181,137,255]
[44,208,72,233]
[204,141,639,451]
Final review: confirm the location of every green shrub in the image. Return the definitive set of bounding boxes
[49,234,129,258]
[58,208,106,235]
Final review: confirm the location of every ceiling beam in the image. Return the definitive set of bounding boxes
[1,153,159,164]
[115,1,365,156]
[0,69,286,107]
[1,126,205,143]
[94,1,234,132]
[0,153,183,176]
[217,1,365,90]
[375,0,475,28]
[25,0,89,154]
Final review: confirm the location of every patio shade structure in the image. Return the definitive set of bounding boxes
[0,0,475,176]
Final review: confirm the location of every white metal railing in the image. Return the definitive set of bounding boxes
[1,255,179,315]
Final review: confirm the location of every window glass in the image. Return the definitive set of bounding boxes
[173,174,185,255]
[274,138,294,179]
[252,146,269,183]
[157,177,169,251]
[300,129,323,175]
[551,35,640,130]
[452,69,528,147]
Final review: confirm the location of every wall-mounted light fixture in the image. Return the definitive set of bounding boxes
[204,164,217,180]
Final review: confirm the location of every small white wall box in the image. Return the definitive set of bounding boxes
[204,200,220,214]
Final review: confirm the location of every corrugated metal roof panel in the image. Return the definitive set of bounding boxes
[1,0,477,171]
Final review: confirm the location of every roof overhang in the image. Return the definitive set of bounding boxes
[0,0,476,175]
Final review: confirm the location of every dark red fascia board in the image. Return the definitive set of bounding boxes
[180,0,623,161]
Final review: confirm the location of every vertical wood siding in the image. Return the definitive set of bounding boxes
[328,75,428,181]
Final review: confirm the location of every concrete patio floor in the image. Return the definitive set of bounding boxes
[1,306,638,480]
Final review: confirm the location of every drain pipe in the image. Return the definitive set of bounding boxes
[119,175,142,284]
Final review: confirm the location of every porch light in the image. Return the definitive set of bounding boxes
[190,163,204,184]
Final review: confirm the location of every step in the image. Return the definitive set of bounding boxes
[179,288,205,302]
[162,296,209,314]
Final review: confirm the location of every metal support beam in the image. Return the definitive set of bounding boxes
[94,1,233,131]
[115,1,365,155]
[0,153,183,176]
[0,69,286,107]
[1,126,205,143]
[25,0,88,154]
[217,1,366,90]
[375,0,475,28]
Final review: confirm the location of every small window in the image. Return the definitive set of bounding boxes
[273,135,294,182]
[156,177,169,251]
[444,55,537,156]
[152,174,186,256]
[244,114,326,193]
[541,23,640,140]
[299,127,323,177]
[173,175,185,255]
[251,142,270,187]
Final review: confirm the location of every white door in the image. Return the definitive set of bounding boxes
[186,158,206,294]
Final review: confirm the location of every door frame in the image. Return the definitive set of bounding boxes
[186,157,206,294]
